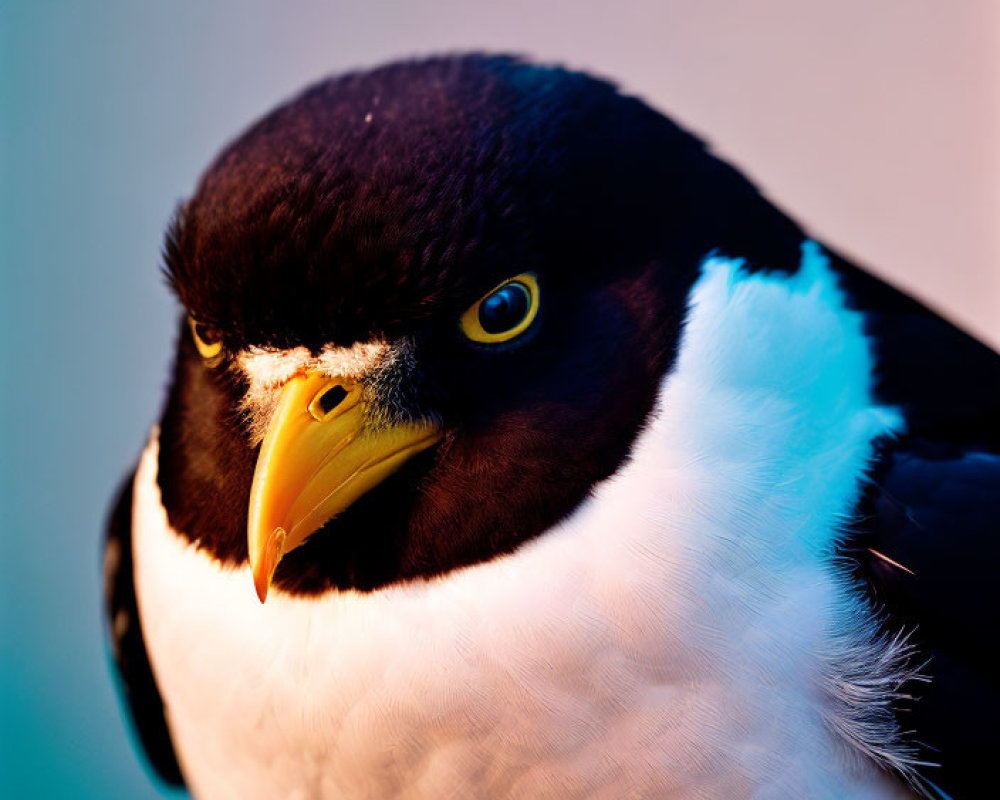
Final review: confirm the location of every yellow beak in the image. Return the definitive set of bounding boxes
[247,370,441,602]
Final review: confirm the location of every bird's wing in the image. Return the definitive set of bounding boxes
[104,470,185,788]
[855,445,1000,799]
[834,256,1000,799]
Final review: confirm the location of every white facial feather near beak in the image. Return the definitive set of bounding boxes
[236,340,390,444]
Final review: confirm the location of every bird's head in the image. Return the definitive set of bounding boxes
[156,54,802,601]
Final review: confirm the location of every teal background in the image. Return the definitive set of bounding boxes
[1,2,996,798]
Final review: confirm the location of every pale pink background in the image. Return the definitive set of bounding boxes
[263,0,1000,346]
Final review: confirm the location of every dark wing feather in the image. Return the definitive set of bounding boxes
[860,447,1000,798]
[104,471,185,788]
[833,255,1000,800]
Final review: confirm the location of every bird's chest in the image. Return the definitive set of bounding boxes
[134,439,906,800]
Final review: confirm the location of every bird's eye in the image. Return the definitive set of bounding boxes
[188,317,225,365]
[460,273,540,344]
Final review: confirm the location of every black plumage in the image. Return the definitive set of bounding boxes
[832,254,1000,799]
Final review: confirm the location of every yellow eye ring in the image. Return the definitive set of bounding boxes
[188,317,224,364]
[460,273,540,344]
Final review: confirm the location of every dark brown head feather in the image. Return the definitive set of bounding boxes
[157,53,806,590]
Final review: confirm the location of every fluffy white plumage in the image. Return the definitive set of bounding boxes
[133,244,918,799]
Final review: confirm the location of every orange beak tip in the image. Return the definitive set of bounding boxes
[253,574,270,605]
[253,527,287,604]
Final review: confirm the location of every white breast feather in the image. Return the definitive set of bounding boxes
[133,243,921,800]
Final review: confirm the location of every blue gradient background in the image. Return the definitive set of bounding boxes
[1,2,996,798]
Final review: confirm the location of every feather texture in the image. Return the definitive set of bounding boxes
[133,246,917,799]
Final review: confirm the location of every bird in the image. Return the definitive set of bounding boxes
[103,54,999,800]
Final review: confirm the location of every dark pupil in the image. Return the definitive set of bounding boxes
[194,323,218,345]
[478,283,530,334]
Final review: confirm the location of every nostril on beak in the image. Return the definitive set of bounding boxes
[310,384,350,420]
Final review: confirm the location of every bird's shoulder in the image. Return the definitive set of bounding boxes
[834,255,1000,799]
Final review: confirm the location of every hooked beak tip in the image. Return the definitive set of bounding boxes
[252,527,287,604]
